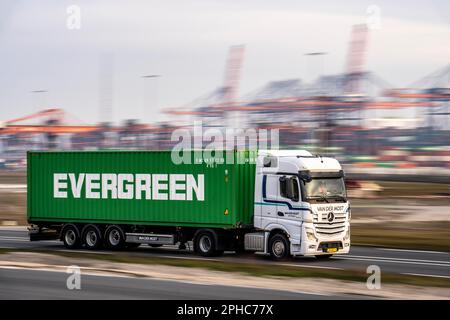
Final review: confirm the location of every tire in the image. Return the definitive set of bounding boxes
[269,233,290,260]
[194,231,218,257]
[315,254,333,260]
[62,224,81,249]
[82,224,103,250]
[104,225,126,250]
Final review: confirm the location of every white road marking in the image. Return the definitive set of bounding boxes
[343,254,450,265]
[157,255,221,262]
[0,236,56,243]
[0,237,28,242]
[336,256,450,267]
[55,249,113,255]
[402,273,450,279]
[0,236,26,239]
[0,266,25,270]
[378,248,448,255]
[0,226,27,231]
[280,263,343,270]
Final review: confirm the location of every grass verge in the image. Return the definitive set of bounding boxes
[375,181,450,197]
[0,191,27,225]
[352,221,450,251]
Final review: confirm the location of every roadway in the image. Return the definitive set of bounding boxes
[1,227,449,279]
[0,267,334,300]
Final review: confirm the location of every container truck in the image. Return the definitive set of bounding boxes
[27,149,351,260]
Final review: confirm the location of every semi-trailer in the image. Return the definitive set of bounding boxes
[28,149,351,260]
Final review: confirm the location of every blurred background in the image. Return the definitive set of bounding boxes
[0,0,449,250]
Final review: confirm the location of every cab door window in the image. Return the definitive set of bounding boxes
[279,176,300,202]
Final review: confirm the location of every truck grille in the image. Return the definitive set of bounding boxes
[312,212,346,236]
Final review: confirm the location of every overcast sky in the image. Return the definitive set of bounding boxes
[0,0,449,124]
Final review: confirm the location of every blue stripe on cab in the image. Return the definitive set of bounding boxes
[262,175,267,198]
[255,201,310,211]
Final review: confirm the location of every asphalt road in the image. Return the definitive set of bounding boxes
[0,267,336,300]
[1,227,449,279]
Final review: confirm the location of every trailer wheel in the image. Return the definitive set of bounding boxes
[62,225,81,249]
[269,233,290,260]
[194,231,218,257]
[82,225,103,250]
[104,225,125,250]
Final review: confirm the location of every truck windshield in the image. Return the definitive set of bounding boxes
[304,178,346,202]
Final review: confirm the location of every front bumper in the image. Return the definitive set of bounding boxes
[292,239,350,256]
[291,223,351,256]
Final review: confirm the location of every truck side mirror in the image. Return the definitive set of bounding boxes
[298,171,312,182]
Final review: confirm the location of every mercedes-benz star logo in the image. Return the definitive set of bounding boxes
[327,212,335,223]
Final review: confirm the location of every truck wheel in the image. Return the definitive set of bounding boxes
[269,234,290,260]
[194,232,218,257]
[104,225,125,250]
[62,225,81,249]
[82,225,103,250]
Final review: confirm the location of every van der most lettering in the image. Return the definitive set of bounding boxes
[53,173,204,201]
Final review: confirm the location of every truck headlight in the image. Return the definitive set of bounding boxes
[347,207,351,221]
[306,229,317,242]
[344,227,350,240]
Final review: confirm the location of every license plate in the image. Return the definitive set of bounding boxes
[138,236,158,241]
[326,248,338,253]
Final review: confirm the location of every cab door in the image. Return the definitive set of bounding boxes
[278,175,301,219]
[277,175,303,246]
[260,174,281,227]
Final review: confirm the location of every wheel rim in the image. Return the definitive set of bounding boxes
[272,240,285,257]
[65,229,76,246]
[108,229,121,246]
[86,230,97,247]
[199,235,212,252]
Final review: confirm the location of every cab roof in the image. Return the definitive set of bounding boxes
[259,149,342,172]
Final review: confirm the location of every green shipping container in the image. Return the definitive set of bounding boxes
[27,150,257,228]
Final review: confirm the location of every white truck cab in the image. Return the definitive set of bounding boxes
[247,150,351,260]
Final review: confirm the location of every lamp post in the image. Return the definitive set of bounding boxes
[30,90,51,149]
[30,90,48,114]
[141,75,161,121]
[304,52,329,154]
[140,75,161,148]
[304,52,327,91]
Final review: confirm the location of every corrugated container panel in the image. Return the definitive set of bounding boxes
[27,150,256,228]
